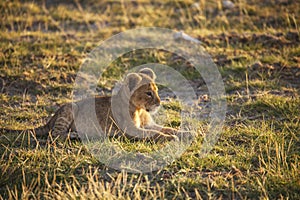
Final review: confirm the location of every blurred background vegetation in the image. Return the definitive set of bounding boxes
[0,0,299,199]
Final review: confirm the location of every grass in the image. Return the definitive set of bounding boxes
[1,0,300,199]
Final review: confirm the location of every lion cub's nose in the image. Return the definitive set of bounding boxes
[156,98,161,106]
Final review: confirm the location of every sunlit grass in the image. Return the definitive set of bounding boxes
[0,0,299,199]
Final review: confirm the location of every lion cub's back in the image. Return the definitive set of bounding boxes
[74,96,112,135]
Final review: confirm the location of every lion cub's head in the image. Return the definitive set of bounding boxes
[125,68,160,113]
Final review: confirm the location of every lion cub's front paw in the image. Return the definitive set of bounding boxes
[154,132,178,142]
[160,127,177,135]
[160,129,195,142]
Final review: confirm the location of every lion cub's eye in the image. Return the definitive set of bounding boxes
[146,91,153,97]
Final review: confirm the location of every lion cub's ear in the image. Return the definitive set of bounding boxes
[139,68,156,80]
[125,73,142,92]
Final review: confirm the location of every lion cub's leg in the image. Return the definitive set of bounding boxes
[51,103,77,139]
[136,123,178,142]
[160,127,178,135]
[139,111,178,141]
[149,130,178,142]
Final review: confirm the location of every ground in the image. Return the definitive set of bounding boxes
[0,0,299,199]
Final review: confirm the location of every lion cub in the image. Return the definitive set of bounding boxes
[32,68,178,142]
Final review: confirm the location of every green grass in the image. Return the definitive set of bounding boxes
[1,0,300,199]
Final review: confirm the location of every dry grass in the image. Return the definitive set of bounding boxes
[0,0,299,199]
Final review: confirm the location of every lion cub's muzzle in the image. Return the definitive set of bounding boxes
[147,100,160,113]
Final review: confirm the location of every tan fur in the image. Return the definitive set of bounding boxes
[32,68,178,142]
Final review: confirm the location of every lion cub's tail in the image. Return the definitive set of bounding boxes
[1,114,58,138]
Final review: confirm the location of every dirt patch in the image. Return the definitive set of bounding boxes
[200,31,299,48]
[0,75,45,96]
[249,61,300,89]
[213,54,248,67]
